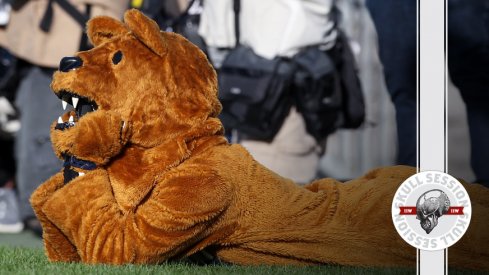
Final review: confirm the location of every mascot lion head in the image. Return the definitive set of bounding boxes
[50,9,223,166]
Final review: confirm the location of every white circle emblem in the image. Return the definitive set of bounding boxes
[391,171,471,251]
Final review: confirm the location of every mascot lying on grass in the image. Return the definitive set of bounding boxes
[31,9,489,270]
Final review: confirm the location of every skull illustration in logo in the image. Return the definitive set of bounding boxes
[416,189,450,234]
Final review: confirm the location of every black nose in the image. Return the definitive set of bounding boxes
[59,56,83,72]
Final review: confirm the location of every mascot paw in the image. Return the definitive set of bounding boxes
[51,108,130,165]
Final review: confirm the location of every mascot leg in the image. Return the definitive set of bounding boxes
[30,172,81,262]
[324,166,489,269]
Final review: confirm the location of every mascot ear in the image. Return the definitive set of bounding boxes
[87,16,129,46]
[123,9,167,57]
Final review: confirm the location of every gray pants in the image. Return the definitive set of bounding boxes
[14,67,62,220]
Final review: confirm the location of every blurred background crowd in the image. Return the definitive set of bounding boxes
[0,0,486,242]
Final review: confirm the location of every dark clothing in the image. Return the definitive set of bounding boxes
[367,0,489,186]
[14,66,62,219]
[366,0,417,167]
[447,0,489,185]
[0,138,15,187]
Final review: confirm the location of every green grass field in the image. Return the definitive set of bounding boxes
[0,246,412,275]
[0,241,484,274]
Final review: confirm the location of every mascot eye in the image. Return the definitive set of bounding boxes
[112,51,123,65]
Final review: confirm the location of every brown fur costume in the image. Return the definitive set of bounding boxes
[30,9,489,269]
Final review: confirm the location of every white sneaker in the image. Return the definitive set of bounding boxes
[0,96,20,138]
[0,188,24,233]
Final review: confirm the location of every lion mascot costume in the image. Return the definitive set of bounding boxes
[30,9,489,270]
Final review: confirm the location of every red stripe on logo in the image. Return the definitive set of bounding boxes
[445,206,464,215]
[399,206,464,215]
[399,207,417,215]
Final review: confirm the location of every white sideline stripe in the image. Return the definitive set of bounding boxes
[417,0,448,274]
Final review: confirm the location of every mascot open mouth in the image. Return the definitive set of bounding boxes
[54,90,98,130]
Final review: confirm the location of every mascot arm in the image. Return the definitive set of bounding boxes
[51,110,130,166]
[30,172,81,262]
[38,168,231,264]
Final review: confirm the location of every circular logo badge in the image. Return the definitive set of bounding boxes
[391,171,471,251]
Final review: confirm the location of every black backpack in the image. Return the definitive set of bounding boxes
[130,0,207,53]
[219,46,295,141]
[219,0,365,142]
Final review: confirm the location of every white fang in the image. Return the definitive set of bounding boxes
[72,97,79,109]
